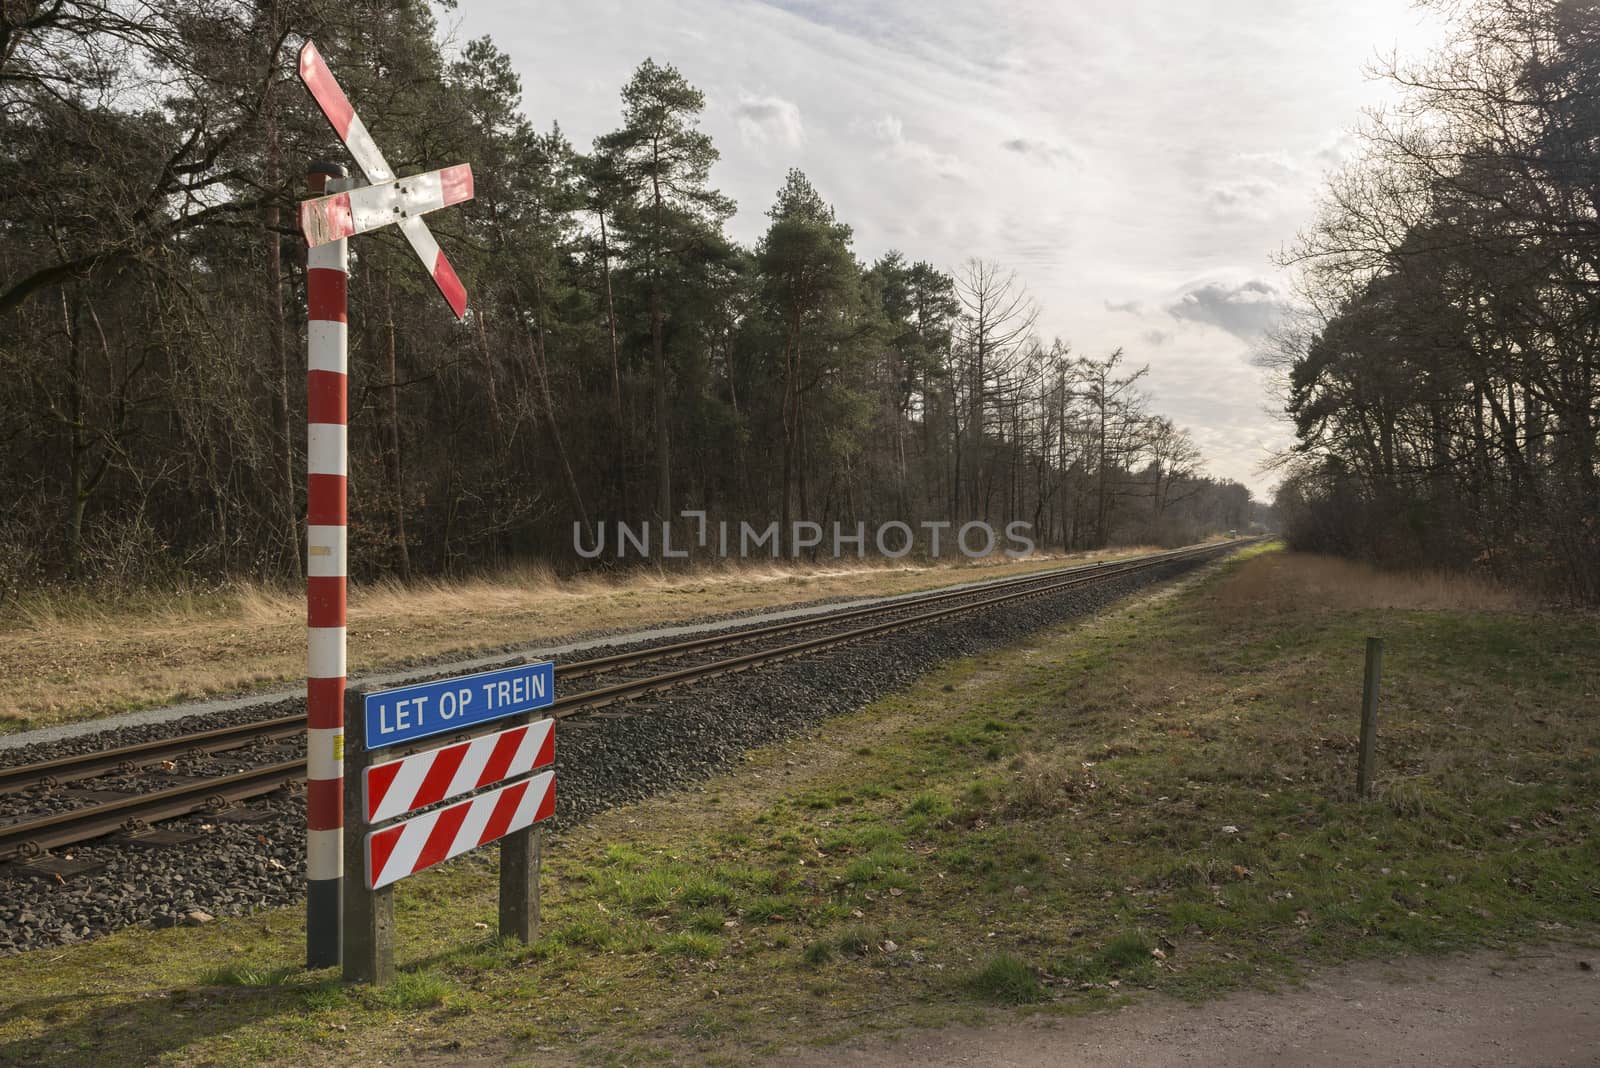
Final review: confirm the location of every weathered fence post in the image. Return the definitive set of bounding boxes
[343,685,395,984]
[1357,636,1383,797]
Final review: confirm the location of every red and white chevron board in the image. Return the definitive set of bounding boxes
[300,165,474,248]
[297,40,470,319]
[365,770,555,890]
[362,718,554,824]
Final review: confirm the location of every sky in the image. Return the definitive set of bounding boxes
[449,0,1447,498]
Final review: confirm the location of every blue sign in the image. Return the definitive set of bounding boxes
[364,660,555,750]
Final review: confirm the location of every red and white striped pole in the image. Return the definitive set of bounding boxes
[305,160,349,968]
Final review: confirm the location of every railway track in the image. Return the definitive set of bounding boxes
[0,544,1216,798]
[0,540,1249,863]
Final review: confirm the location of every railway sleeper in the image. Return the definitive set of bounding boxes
[3,855,109,881]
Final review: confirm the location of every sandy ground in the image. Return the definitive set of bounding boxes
[773,944,1600,1067]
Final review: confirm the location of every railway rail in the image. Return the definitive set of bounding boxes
[0,540,1250,863]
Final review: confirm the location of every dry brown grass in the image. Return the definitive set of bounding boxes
[0,547,1152,732]
[1000,750,1101,816]
[1209,550,1536,615]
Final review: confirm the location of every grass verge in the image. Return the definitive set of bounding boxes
[0,545,1593,1065]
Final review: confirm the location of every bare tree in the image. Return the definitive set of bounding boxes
[952,260,1038,521]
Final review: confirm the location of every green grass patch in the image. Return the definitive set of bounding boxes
[964,953,1046,1004]
[1058,931,1158,984]
[801,939,835,966]
[196,964,298,988]
[657,933,721,960]
[742,894,801,923]
[832,923,884,957]
[367,970,454,1011]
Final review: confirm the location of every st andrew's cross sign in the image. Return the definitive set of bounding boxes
[297,41,471,315]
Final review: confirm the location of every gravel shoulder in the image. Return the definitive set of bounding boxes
[774,943,1600,1067]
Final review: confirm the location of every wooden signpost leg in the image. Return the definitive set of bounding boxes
[1357,637,1384,798]
[499,826,541,943]
[344,881,395,986]
[343,686,395,984]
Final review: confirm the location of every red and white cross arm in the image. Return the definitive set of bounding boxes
[393,215,468,319]
[300,165,475,247]
[296,40,394,183]
[297,40,471,319]
[362,718,554,824]
[365,770,556,890]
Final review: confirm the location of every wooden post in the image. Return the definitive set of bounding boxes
[1357,637,1383,797]
[343,686,395,984]
[499,826,541,943]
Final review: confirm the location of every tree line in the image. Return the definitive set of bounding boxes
[1,0,1257,595]
[1275,0,1599,602]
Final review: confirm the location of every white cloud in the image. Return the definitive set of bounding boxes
[849,112,968,180]
[1167,279,1295,341]
[734,92,806,148]
[1314,130,1363,170]
[1206,177,1287,218]
[1000,137,1073,167]
[862,113,903,144]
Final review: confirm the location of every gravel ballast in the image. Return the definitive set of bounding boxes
[0,550,1226,956]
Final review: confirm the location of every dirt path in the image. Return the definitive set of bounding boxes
[773,944,1600,1067]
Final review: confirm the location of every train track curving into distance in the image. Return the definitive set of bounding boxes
[0,540,1254,863]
